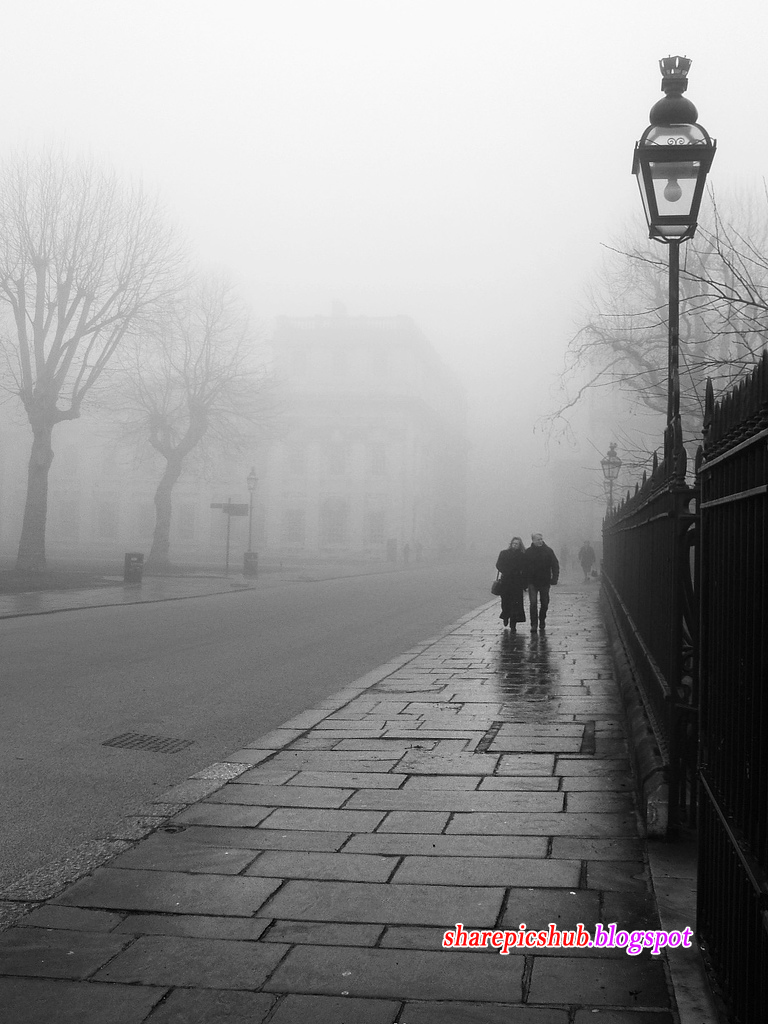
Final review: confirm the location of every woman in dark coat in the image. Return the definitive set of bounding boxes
[495,537,527,629]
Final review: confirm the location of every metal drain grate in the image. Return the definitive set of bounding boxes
[102,732,194,754]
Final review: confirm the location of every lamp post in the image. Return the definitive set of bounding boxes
[601,443,622,513]
[244,467,258,576]
[632,56,716,477]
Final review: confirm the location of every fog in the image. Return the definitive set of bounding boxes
[1,0,766,560]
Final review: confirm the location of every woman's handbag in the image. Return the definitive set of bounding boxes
[491,572,504,596]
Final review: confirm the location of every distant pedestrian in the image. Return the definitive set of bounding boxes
[524,533,559,633]
[578,541,596,582]
[495,537,527,630]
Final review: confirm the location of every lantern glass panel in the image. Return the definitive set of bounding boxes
[649,160,700,217]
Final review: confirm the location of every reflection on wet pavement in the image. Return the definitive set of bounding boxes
[493,631,558,705]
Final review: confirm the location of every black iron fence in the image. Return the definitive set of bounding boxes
[697,352,768,1023]
[601,420,698,832]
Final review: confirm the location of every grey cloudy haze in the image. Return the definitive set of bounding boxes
[1,0,765,468]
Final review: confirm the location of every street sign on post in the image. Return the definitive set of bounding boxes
[210,503,249,516]
[210,499,249,573]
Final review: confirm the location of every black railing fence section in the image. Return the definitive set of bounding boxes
[602,350,767,1018]
[697,351,768,1024]
[602,418,698,833]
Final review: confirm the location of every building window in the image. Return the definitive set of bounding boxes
[282,509,306,544]
[320,498,348,544]
[178,503,196,541]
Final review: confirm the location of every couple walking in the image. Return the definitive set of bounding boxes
[495,533,559,633]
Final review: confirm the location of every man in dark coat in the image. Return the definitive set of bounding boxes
[524,533,559,633]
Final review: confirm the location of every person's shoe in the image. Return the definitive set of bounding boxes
[502,618,509,627]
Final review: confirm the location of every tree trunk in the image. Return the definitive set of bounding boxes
[147,457,184,569]
[16,424,55,571]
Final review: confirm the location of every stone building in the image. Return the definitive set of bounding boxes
[260,310,468,561]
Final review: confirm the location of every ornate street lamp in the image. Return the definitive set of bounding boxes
[244,467,258,576]
[632,56,716,476]
[601,442,622,512]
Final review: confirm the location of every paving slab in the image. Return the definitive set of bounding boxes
[263,944,525,1001]
[343,833,547,858]
[0,978,167,1024]
[54,867,280,916]
[15,905,124,932]
[571,1010,674,1024]
[266,994,401,1024]
[262,921,383,947]
[142,988,275,1024]
[399,1004,569,1024]
[167,825,350,852]
[551,837,645,860]
[391,855,581,887]
[447,811,638,836]
[0,927,131,979]
[172,803,274,827]
[245,850,398,882]
[287,771,407,789]
[256,808,386,831]
[108,834,259,874]
[500,887,602,931]
[527,954,670,1006]
[209,784,354,806]
[345,789,565,812]
[114,914,271,941]
[95,934,289,989]
[260,879,505,926]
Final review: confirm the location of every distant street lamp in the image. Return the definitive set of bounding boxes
[632,56,716,475]
[244,467,258,577]
[601,443,622,512]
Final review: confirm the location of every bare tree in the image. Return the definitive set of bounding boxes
[547,190,768,446]
[114,274,277,568]
[0,151,185,570]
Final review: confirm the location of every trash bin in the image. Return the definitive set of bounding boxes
[243,551,258,577]
[124,552,144,584]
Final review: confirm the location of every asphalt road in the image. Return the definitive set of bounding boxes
[0,560,489,890]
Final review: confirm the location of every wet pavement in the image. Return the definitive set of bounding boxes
[0,585,718,1022]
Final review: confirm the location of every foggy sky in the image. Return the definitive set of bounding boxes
[1,0,765,542]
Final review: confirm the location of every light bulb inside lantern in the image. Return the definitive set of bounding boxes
[664,178,683,203]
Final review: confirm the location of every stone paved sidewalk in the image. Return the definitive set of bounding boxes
[0,588,709,1022]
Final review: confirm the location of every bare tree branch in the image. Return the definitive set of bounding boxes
[546,186,768,454]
